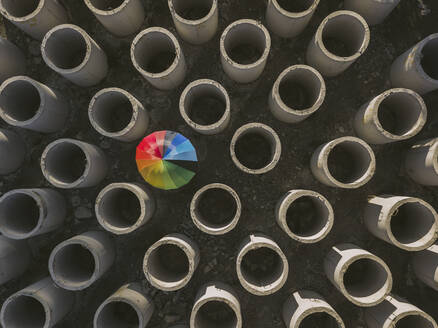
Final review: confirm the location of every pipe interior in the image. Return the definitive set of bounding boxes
[396,314,434,328]
[321,14,367,57]
[99,187,142,229]
[279,68,322,110]
[377,92,423,136]
[0,193,40,236]
[184,83,227,126]
[134,32,176,74]
[285,195,329,237]
[0,80,41,122]
[299,312,341,328]
[52,243,96,285]
[326,141,372,184]
[390,202,436,246]
[92,91,134,133]
[89,0,125,11]
[343,258,389,299]
[2,295,46,328]
[96,301,140,328]
[224,23,266,65]
[276,0,314,13]
[421,37,438,80]
[44,142,87,185]
[195,300,238,328]
[147,243,190,283]
[171,0,213,20]
[195,187,237,228]
[240,246,284,288]
[0,0,39,18]
[44,28,87,70]
[234,128,276,170]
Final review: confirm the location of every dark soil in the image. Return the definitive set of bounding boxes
[241,247,280,281]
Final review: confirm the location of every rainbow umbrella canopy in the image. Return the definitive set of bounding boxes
[136,131,198,190]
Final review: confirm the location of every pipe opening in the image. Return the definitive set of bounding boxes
[300,312,341,328]
[322,14,367,57]
[44,28,87,70]
[390,202,436,246]
[133,31,176,74]
[0,80,41,122]
[276,0,314,13]
[44,142,87,185]
[195,300,238,328]
[0,0,39,18]
[0,193,40,236]
[171,0,213,20]
[279,69,322,110]
[52,244,95,285]
[184,83,226,125]
[327,141,372,184]
[2,295,46,328]
[396,315,434,328]
[224,23,266,65]
[234,130,274,170]
[89,0,125,11]
[96,301,140,328]
[99,188,142,229]
[421,38,438,80]
[377,92,423,136]
[147,244,189,284]
[343,258,389,299]
[286,196,329,237]
[240,247,284,288]
[92,91,134,133]
[196,188,237,227]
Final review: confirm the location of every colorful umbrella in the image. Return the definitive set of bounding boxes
[136,131,198,190]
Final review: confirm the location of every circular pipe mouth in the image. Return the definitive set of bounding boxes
[272,0,319,16]
[419,35,438,82]
[169,0,216,23]
[193,299,239,328]
[180,79,230,133]
[297,310,343,327]
[191,183,241,235]
[131,28,180,78]
[42,25,91,73]
[221,19,271,68]
[95,300,141,328]
[393,312,436,328]
[230,123,281,174]
[1,294,48,328]
[318,11,370,61]
[84,0,127,14]
[0,190,42,239]
[0,0,43,21]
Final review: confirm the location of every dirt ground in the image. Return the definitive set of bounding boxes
[1,0,438,327]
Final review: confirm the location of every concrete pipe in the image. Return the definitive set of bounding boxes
[0,76,68,133]
[131,27,186,90]
[41,138,108,189]
[220,19,271,83]
[190,183,241,235]
[412,244,438,291]
[0,236,30,284]
[180,79,230,135]
[0,0,68,40]
[168,0,218,45]
[344,0,401,26]
[49,231,116,291]
[390,33,438,95]
[266,0,320,38]
[0,129,25,175]
[306,10,370,77]
[324,243,392,307]
[94,283,154,328]
[282,290,345,328]
[84,0,145,37]
[0,277,74,328]
[0,37,25,83]
[96,182,155,235]
[143,233,200,291]
[41,24,108,87]
[364,195,438,251]
[275,189,334,243]
[365,294,438,328]
[230,123,281,175]
[89,87,149,142]
[269,64,326,123]
[236,233,289,296]
[354,88,427,144]
[405,138,438,186]
[310,136,376,189]
[0,188,66,240]
[190,282,242,328]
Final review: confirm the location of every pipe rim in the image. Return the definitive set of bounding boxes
[168,0,217,26]
[191,294,242,328]
[271,0,320,18]
[0,0,45,22]
[84,0,131,16]
[414,33,438,84]
[391,309,438,327]
[190,183,241,235]
[294,306,344,328]
[94,297,144,328]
